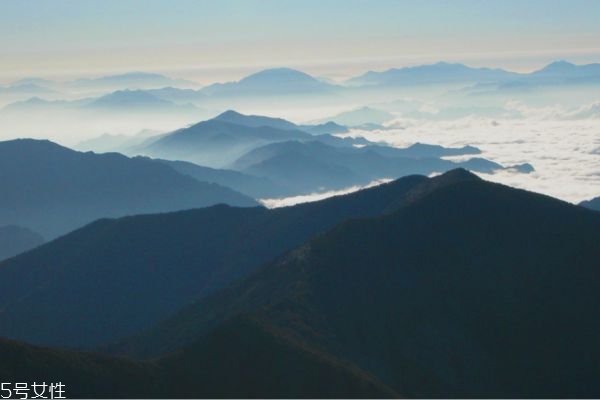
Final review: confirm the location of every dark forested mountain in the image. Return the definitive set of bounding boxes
[0,333,395,399]
[111,170,600,398]
[0,225,44,261]
[0,139,256,238]
[0,174,429,348]
[2,170,600,397]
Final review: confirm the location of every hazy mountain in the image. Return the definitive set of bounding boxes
[0,225,44,261]
[231,140,500,194]
[529,60,600,82]
[299,121,349,135]
[143,118,312,167]
[68,71,199,91]
[213,109,299,130]
[201,68,339,97]
[580,196,600,211]
[0,174,429,348]
[1,97,78,112]
[146,86,205,104]
[0,83,55,95]
[75,129,162,153]
[0,139,257,238]
[214,109,349,135]
[322,106,395,126]
[158,159,288,198]
[346,61,519,87]
[86,89,198,112]
[113,170,600,398]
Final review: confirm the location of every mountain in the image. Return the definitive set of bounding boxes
[0,139,257,238]
[322,106,395,126]
[146,86,205,104]
[299,121,349,135]
[214,109,349,135]
[0,174,429,348]
[0,333,394,398]
[86,89,198,112]
[580,196,600,211]
[201,68,339,97]
[530,60,600,82]
[0,83,55,95]
[213,109,299,130]
[346,62,519,87]
[143,118,312,167]
[75,130,162,153]
[231,140,500,194]
[112,170,600,398]
[0,225,44,261]
[157,159,288,198]
[68,71,199,91]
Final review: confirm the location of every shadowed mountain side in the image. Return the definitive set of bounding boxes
[0,225,44,261]
[0,338,161,398]
[0,326,396,399]
[0,174,435,348]
[112,171,600,398]
[580,196,600,211]
[0,139,257,238]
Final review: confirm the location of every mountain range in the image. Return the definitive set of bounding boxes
[0,139,256,239]
[0,173,428,348]
[1,170,599,397]
[139,110,518,195]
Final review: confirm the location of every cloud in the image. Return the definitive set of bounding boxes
[260,179,392,208]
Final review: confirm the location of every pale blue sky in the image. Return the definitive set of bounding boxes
[1,0,600,82]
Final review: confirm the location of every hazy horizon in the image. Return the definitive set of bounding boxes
[2,0,600,83]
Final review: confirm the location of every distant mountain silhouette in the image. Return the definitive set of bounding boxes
[112,170,600,398]
[231,140,499,194]
[214,109,349,135]
[157,158,288,198]
[0,225,44,261]
[213,109,299,130]
[346,62,519,87]
[68,71,199,91]
[321,106,395,126]
[143,118,312,167]
[146,87,205,104]
[0,174,430,348]
[201,68,339,97]
[87,89,180,110]
[0,83,55,95]
[0,139,257,238]
[299,121,349,135]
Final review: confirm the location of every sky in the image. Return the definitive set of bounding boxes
[1,0,600,83]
